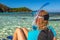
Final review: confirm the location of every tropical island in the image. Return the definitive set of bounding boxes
[0,3,32,12]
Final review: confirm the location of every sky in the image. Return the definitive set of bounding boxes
[0,0,60,12]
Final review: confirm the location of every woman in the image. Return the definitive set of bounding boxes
[13,10,56,40]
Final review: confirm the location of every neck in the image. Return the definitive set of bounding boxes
[38,26,47,30]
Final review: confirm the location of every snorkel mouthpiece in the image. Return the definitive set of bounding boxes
[32,25,37,30]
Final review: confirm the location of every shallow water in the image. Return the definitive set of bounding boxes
[0,12,60,40]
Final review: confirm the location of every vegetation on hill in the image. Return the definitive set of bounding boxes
[0,3,32,12]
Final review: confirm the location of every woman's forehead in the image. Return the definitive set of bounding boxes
[38,11,48,16]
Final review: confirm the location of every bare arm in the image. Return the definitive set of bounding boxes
[53,37,56,40]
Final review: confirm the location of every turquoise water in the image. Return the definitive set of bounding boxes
[0,12,60,40]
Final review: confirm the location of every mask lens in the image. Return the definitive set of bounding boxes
[44,14,49,20]
[37,14,49,20]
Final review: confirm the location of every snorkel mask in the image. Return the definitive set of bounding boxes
[37,14,49,20]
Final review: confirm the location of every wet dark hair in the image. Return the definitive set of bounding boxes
[43,14,49,20]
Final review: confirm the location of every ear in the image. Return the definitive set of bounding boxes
[44,20,48,24]
[44,20,48,22]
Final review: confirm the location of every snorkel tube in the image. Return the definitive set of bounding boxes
[32,2,50,30]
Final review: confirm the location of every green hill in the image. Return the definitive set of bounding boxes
[0,3,32,12]
[9,7,32,12]
[0,3,10,12]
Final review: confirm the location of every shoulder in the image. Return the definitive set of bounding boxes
[48,26,57,37]
[28,30,40,35]
[28,30,41,40]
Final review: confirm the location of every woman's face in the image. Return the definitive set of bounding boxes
[35,12,48,30]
